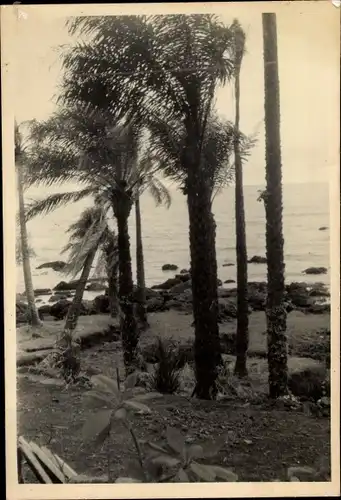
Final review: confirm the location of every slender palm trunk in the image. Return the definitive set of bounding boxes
[262,13,288,398]
[187,167,222,400]
[115,201,139,373]
[233,55,249,378]
[64,248,97,332]
[107,259,119,318]
[135,197,148,328]
[17,167,42,327]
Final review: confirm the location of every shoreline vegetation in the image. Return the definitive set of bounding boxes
[15,13,332,485]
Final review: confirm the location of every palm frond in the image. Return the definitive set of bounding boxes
[25,187,96,221]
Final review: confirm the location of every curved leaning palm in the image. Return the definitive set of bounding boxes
[61,204,114,333]
[25,106,169,372]
[59,14,244,399]
[15,122,42,327]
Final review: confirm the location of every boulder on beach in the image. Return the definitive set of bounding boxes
[162,263,178,271]
[38,304,52,318]
[146,296,166,313]
[303,267,327,275]
[93,294,110,314]
[151,277,182,290]
[175,273,191,283]
[49,299,72,320]
[248,255,267,264]
[33,288,52,296]
[169,279,192,295]
[53,280,79,291]
[36,261,67,272]
[222,263,235,267]
[180,268,189,274]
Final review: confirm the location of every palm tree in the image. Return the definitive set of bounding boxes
[25,107,169,372]
[60,15,245,398]
[15,122,42,327]
[61,204,111,332]
[231,20,249,378]
[262,13,288,398]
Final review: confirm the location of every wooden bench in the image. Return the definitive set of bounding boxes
[17,436,78,483]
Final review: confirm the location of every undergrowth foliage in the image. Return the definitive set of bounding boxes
[149,338,182,394]
[77,372,239,483]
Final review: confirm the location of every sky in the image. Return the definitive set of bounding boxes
[9,1,340,186]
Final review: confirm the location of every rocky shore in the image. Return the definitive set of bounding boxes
[16,266,330,325]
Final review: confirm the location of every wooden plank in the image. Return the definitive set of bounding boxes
[52,452,78,480]
[18,437,52,484]
[28,441,66,483]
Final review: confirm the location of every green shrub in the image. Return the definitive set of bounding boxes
[150,338,182,394]
[288,367,329,402]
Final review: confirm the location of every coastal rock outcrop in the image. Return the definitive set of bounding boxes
[302,267,327,275]
[151,277,182,290]
[248,255,267,264]
[162,264,178,271]
[36,261,67,272]
[318,226,328,231]
[53,280,79,291]
[222,262,235,267]
[86,282,107,292]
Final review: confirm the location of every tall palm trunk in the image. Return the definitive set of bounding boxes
[115,196,139,373]
[262,13,288,398]
[187,167,222,400]
[64,248,97,331]
[135,197,148,328]
[17,166,42,327]
[106,251,119,318]
[233,44,249,378]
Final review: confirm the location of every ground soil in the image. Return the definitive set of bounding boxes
[16,309,331,483]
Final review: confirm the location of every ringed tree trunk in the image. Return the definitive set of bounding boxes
[187,162,222,400]
[262,12,288,399]
[135,196,148,329]
[64,247,97,332]
[17,166,42,327]
[113,192,139,373]
[233,54,249,378]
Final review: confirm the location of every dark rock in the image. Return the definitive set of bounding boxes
[175,273,191,282]
[217,279,223,287]
[93,294,110,314]
[162,264,178,271]
[37,305,52,319]
[248,255,267,264]
[303,267,327,275]
[49,299,72,320]
[36,261,67,272]
[180,269,189,274]
[222,263,234,267]
[35,299,43,303]
[53,280,79,291]
[86,282,107,292]
[33,288,52,296]
[151,278,182,290]
[146,297,166,313]
[169,280,192,295]
[224,279,235,284]
[319,226,328,231]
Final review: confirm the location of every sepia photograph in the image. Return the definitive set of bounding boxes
[2,1,340,498]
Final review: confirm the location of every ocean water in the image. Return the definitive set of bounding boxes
[16,183,330,301]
